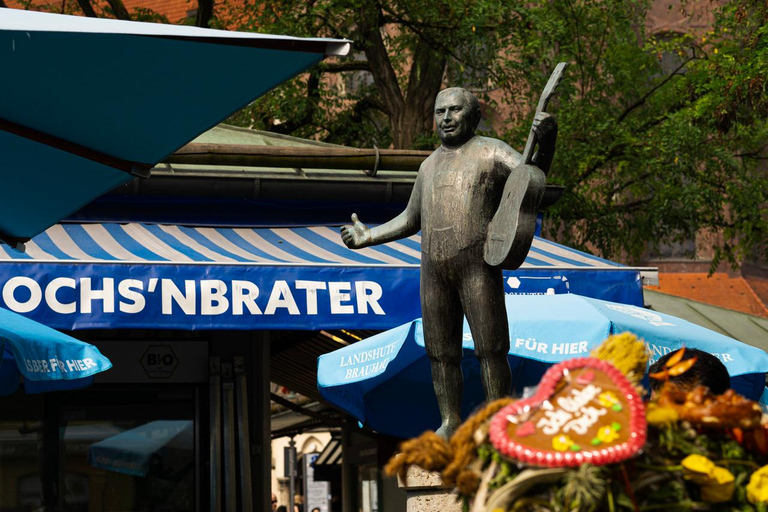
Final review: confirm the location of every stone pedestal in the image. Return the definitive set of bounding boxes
[397,466,462,512]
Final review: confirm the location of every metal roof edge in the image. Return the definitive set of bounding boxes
[0,258,655,271]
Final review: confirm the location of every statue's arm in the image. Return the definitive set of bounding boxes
[369,179,422,244]
[341,171,422,249]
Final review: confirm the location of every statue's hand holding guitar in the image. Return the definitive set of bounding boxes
[532,112,557,147]
[341,213,372,249]
[531,112,558,172]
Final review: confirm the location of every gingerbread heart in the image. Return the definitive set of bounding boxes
[489,357,646,467]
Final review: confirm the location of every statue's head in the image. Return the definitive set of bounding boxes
[435,88,481,147]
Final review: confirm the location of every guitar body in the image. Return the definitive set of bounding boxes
[483,163,546,269]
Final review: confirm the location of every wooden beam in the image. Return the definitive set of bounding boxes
[168,143,431,172]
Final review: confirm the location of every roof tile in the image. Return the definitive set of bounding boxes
[646,273,768,318]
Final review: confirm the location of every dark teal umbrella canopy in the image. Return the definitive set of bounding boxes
[0,9,350,247]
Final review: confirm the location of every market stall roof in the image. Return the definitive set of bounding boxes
[0,10,350,247]
[73,124,564,225]
[644,289,768,352]
[0,222,653,331]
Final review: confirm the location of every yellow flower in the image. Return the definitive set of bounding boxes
[591,332,649,386]
[646,403,679,425]
[682,454,715,479]
[598,391,620,408]
[552,434,574,452]
[596,425,620,444]
[682,454,715,476]
[748,465,768,504]
[701,467,735,503]
[682,455,735,503]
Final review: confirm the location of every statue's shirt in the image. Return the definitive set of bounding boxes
[420,136,521,260]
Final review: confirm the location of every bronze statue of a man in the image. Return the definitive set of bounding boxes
[341,87,557,438]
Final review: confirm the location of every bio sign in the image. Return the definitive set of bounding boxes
[141,345,178,379]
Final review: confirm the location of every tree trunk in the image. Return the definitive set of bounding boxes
[398,41,446,149]
[390,110,425,150]
[356,1,446,149]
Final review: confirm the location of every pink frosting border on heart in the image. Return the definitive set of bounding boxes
[488,357,647,467]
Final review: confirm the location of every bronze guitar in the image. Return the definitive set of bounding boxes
[484,62,567,269]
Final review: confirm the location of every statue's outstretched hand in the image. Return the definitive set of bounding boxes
[341,213,372,249]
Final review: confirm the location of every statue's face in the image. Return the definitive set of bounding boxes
[435,91,473,147]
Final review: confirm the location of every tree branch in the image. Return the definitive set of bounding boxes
[379,7,502,85]
[595,196,653,216]
[617,56,695,123]
[76,0,98,17]
[311,13,348,41]
[735,147,768,159]
[321,61,372,73]
[195,0,213,28]
[269,69,322,136]
[105,0,131,20]
[573,143,627,184]
[608,172,653,198]
[352,95,387,115]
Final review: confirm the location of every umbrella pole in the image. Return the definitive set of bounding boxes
[235,357,254,511]
[288,438,297,512]
[210,357,222,512]
[222,362,238,512]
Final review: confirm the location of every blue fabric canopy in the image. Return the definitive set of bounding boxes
[0,9,349,245]
[317,294,768,438]
[0,223,650,330]
[0,305,111,395]
[88,420,193,477]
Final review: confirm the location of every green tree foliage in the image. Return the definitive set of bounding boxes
[222,0,767,267]
[516,0,768,269]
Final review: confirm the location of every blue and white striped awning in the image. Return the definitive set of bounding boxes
[0,223,651,331]
[1,223,625,268]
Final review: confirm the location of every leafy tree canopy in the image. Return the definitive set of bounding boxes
[221,0,767,269]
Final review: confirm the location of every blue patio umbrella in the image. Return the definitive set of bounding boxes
[318,294,768,438]
[87,420,193,478]
[0,305,111,395]
[0,9,350,249]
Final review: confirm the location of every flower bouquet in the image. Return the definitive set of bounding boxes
[385,334,768,511]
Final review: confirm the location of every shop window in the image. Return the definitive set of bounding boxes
[60,418,195,512]
[45,387,198,512]
[0,420,45,511]
[357,464,379,512]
